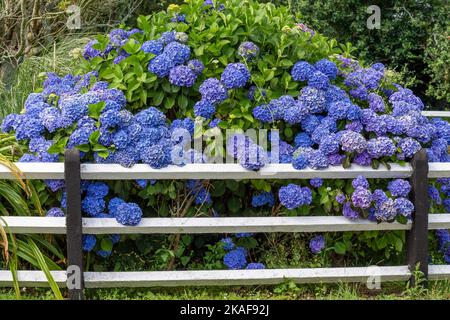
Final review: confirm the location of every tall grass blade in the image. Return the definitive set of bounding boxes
[28,239,64,300]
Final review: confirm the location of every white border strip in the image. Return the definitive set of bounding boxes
[2,215,449,234]
[0,266,413,288]
[0,163,413,180]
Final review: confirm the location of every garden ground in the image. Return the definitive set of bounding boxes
[1,281,449,300]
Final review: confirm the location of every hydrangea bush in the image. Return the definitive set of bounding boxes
[1,0,449,268]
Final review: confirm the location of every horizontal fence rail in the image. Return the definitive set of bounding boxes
[421,111,450,118]
[2,162,450,180]
[1,265,449,288]
[2,215,450,234]
[0,163,414,180]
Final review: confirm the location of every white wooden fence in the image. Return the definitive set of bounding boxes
[1,158,450,295]
[0,110,450,299]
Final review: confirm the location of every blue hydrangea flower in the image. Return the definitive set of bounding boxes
[115,202,142,226]
[140,142,172,169]
[279,184,312,209]
[1,113,21,133]
[319,134,340,155]
[67,126,95,148]
[45,179,65,192]
[387,179,411,198]
[397,138,421,159]
[428,186,441,205]
[307,150,329,169]
[246,263,266,269]
[292,153,308,170]
[194,188,212,205]
[340,130,367,153]
[309,235,326,254]
[108,28,129,47]
[97,250,112,258]
[159,31,176,45]
[223,248,247,270]
[307,70,329,89]
[46,207,64,217]
[351,187,372,209]
[194,100,216,119]
[251,192,275,207]
[394,198,414,218]
[135,107,166,127]
[238,42,259,61]
[15,116,45,140]
[372,189,388,206]
[310,178,323,188]
[199,78,228,105]
[187,59,205,75]
[163,41,191,65]
[367,137,396,159]
[86,182,109,199]
[328,153,345,166]
[314,59,338,80]
[220,63,250,89]
[169,65,197,87]
[82,235,96,252]
[220,237,235,251]
[108,197,126,217]
[294,132,313,148]
[291,61,315,81]
[336,193,346,204]
[368,93,385,113]
[352,175,369,189]
[374,199,397,222]
[209,118,221,128]
[141,40,164,55]
[148,54,176,77]
[99,109,121,129]
[343,202,359,220]
[40,107,62,133]
[353,151,372,166]
[238,143,268,171]
[298,87,326,114]
[82,197,106,217]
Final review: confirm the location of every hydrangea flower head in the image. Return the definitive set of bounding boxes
[46,207,64,217]
[220,237,235,251]
[194,100,216,119]
[169,65,197,87]
[309,235,326,254]
[238,41,259,61]
[187,59,205,75]
[291,61,315,81]
[246,263,266,269]
[199,78,228,105]
[314,59,338,80]
[387,179,411,198]
[251,192,275,207]
[115,202,142,226]
[220,63,250,89]
[82,235,96,252]
[223,247,247,269]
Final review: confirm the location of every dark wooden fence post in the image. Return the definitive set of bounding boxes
[407,149,429,287]
[64,148,84,300]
